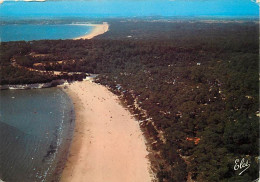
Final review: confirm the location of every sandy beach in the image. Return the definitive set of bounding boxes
[60,80,152,182]
[74,22,109,40]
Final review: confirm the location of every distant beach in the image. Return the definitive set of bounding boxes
[60,80,152,182]
[74,22,109,40]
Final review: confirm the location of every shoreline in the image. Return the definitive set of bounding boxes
[60,80,153,182]
[73,22,109,40]
[0,80,66,90]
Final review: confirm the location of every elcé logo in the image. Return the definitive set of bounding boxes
[234,158,250,175]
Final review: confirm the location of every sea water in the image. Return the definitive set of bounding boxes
[0,1,258,19]
[0,24,93,42]
[0,88,74,182]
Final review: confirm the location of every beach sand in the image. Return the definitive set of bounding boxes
[74,22,109,40]
[60,80,152,182]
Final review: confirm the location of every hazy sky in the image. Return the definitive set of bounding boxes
[0,0,259,18]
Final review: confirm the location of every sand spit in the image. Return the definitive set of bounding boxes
[74,22,109,40]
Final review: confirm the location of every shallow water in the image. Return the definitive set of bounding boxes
[0,88,74,182]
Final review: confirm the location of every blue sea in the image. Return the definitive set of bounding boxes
[0,0,258,18]
[0,24,93,42]
[0,88,74,182]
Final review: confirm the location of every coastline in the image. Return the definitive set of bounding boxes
[0,80,66,90]
[60,80,152,182]
[73,22,109,40]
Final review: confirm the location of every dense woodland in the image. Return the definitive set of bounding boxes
[0,20,259,182]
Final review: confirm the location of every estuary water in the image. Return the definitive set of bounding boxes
[0,24,93,42]
[0,88,74,182]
